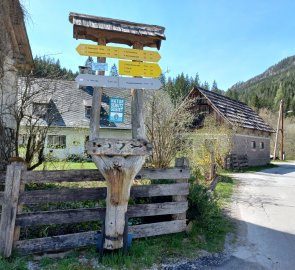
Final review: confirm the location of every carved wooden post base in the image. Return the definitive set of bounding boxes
[87,139,151,249]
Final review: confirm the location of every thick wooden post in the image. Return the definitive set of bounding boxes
[0,162,24,257]
[131,42,146,140]
[89,140,151,249]
[90,38,106,140]
[172,157,189,220]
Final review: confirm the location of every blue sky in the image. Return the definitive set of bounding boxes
[23,0,295,90]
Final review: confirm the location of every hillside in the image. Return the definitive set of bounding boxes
[226,55,295,115]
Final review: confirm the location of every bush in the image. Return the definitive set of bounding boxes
[187,184,219,224]
[66,154,91,162]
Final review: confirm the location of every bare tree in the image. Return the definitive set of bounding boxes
[0,71,70,170]
[144,90,193,168]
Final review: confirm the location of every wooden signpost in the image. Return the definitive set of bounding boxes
[71,13,165,253]
[76,44,161,62]
[75,74,162,89]
[118,60,161,78]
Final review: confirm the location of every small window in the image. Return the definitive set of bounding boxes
[260,142,264,149]
[85,106,92,118]
[251,141,256,149]
[33,103,48,117]
[47,135,66,149]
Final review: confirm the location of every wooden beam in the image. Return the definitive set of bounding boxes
[131,42,146,140]
[21,167,190,183]
[16,202,188,227]
[87,138,152,156]
[19,183,189,204]
[15,220,186,254]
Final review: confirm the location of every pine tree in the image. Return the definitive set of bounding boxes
[110,63,119,77]
[202,81,210,90]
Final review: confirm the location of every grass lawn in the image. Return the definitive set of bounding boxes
[37,161,97,171]
[0,175,235,270]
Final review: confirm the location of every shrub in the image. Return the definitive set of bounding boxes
[66,154,91,162]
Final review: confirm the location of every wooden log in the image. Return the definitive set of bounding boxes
[87,138,152,156]
[21,167,190,183]
[92,155,146,249]
[16,202,188,226]
[19,183,189,204]
[0,162,24,257]
[15,220,186,254]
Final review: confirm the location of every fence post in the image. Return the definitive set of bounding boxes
[172,157,189,220]
[0,161,25,257]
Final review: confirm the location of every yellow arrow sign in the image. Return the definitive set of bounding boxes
[119,60,161,78]
[76,44,161,62]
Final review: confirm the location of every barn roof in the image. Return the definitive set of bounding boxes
[69,12,166,49]
[191,87,275,133]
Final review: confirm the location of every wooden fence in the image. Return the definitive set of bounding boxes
[0,160,190,257]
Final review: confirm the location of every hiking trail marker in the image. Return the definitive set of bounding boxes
[76,44,161,62]
[71,12,165,253]
[118,60,161,78]
[75,74,162,89]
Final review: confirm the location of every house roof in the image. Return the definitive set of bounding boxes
[19,78,131,130]
[69,12,166,49]
[1,0,33,69]
[190,87,275,133]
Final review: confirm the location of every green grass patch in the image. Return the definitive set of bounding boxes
[237,163,278,173]
[37,161,97,171]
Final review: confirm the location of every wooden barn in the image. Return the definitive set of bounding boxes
[188,86,275,168]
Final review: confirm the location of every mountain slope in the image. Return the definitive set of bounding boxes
[226,55,295,115]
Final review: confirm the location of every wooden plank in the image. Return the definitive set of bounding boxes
[16,201,188,227]
[22,168,190,183]
[0,163,24,257]
[19,183,189,204]
[130,219,187,238]
[15,220,186,254]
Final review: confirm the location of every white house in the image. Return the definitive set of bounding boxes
[19,79,132,160]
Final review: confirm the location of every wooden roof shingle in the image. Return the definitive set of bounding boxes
[69,12,166,49]
[191,87,275,133]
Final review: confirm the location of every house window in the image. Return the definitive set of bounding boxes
[33,103,48,117]
[85,106,92,118]
[260,142,264,149]
[47,135,66,149]
[251,141,256,149]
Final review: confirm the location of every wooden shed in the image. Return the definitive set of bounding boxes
[188,86,275,168]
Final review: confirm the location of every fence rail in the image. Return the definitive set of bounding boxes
[0,160,190,257]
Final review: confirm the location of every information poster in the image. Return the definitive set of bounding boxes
[109,97,125,123]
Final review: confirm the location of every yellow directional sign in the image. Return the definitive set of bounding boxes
[118,60,161,78]
[76,44,161,62]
